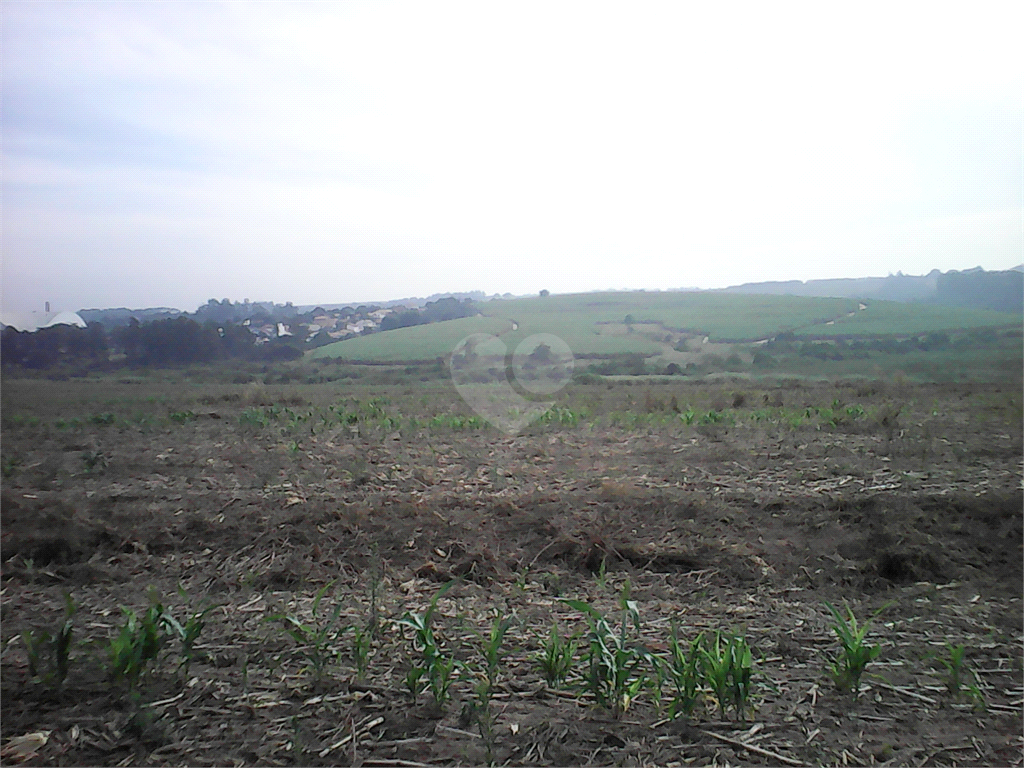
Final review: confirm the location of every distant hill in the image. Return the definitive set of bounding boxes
[297,291,494,312]
[722,267,1023,314]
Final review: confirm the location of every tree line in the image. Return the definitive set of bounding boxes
[1,316,302,371]
[379,297,475,331]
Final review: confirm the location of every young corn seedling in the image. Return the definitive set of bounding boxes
[343,545,385,680]
[107,590,181,690]
[21,591,77,688]
[176,603,217,677]
[265,581,345,687]
[934,643,985,707]
[660,621,704,720]
[397,580,460,706]
[347,624,372,680]
[565,580,654,716]
[535,621,577,687]
[465,613,514,765]
[825,601,889,696]
[594,556,609,591]
[478,612,513,690]
[698,630,753,720]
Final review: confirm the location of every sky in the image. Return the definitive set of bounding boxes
[2,2,1021,313]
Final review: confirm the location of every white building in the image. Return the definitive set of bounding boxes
[0,310,88,332]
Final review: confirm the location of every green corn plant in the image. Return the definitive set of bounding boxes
[661,621,704,719]
[938,643,968,697]
[174,593,216,675]
[535,621,577,687]
[81,450,109,474]
[2,454,21,478]
[21,592,77,688]
[107,591,181,689]
[265,581,345,685]
[341,550,385,680]
[366,544,385,639]
[426,653,460,706]
[396,580,459,706]
[595,556,609,591]
[348,624,372,679]
[698,630,753,720]
[405,665,428,699]
[465,613,514,763]
[564,581,654,716]
[934,643,984,707]
[478,613,513,690]
[825,601,889,696]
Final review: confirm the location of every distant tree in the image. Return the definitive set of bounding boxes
[118,318,145,363]
[381,309,422,331]
[529,342,553,363]
[539,289,550,297]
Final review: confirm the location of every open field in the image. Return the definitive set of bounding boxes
[481,292,860,343]
[2,371,1021,767]
[792,302,1021,338]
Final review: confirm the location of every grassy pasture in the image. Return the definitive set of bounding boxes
[309,315,511,361]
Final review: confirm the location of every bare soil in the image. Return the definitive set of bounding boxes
[2,379,1022,766]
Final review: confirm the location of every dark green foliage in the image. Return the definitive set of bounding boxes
[380,297,475,331]
[1,324,108,370]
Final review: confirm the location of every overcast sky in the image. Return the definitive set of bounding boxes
[2,2,1021,313]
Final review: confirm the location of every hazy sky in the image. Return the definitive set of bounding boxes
[2,2,1021,313]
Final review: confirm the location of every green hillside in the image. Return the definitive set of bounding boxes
[310,290,1021,364]
[310,316,511,361]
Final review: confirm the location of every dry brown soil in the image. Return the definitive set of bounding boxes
[2,379,1022,766]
